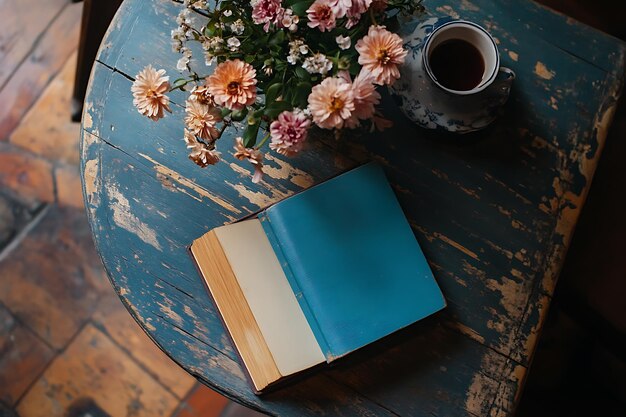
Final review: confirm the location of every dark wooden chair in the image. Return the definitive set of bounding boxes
[71,0,124,122]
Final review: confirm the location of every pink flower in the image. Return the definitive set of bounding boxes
[346,71,380,128]
[269,110,311,156]
[306,0,337,32]
[329,0,370,21]
[344,0,371,27]
[330,0,351,18]
[307,77,355,129]
[355,25,407,85]
[251,0,285,31]
[347,0,371,16]
[207,59,257,110]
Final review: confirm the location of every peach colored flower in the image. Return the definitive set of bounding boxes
[207,59,257,110]
[355,25,407,85]
[189,84,215,105]
[185,99,222,141]
[346,71,380,128]
[306,0,337,32]
[234,137,264,183]
[307,77,355,129]
[184,129,221,167]
[131,66,171,121]
[270,109,311,156]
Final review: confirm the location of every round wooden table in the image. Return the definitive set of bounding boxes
[80,0,625,415]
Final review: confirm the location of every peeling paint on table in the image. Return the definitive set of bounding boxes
[80,0,625,416]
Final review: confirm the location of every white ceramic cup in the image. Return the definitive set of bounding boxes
[422,20,500,96]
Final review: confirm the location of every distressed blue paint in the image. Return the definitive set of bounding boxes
[81,0,625,415]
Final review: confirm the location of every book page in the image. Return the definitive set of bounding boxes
[214,219,325,376]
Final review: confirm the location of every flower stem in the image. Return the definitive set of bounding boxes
[370,8,378,26]
[256,131,271,149]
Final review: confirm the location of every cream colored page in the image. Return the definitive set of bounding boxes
[214,219,325,376]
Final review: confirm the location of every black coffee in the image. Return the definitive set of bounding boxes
[429,39,485,91]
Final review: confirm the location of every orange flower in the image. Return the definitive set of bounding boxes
[233,137,264,183]
[355,26,407,85]
[185,99,222,141]
[207,59,257,110]
[184,129,221,167]
[131,66,171,121]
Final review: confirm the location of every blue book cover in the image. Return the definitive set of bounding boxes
[258,162,446,361]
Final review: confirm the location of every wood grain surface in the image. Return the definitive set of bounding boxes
[80,0,625,415]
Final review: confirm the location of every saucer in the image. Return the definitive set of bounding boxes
[389,17,514,133]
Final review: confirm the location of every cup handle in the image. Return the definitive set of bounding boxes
[498,67,516,81]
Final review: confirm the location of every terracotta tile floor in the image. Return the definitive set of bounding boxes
[0,1,231,416]
[2,1,624,417]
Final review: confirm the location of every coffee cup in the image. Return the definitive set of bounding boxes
[422,20,501,95]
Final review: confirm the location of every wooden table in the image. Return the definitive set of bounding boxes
[80,0,625,415]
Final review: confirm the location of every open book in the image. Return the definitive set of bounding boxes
[190,163,446,393]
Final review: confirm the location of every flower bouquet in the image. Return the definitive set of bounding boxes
[131,0,424,182]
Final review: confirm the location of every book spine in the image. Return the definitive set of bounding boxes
[258,211,331,358]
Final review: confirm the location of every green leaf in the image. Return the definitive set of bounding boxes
[243,120,261,147]
[293,82,312,108]
[204,23,216,37]
[221,108,232,118]
[264,83,282,104]
[291,0,314,16]
[294,66,311,80]
[264,101,292,119]
[230,107,248,122]
[171,78,188,91]
[268,30,286,46]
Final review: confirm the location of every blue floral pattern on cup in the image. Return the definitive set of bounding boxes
[389,17,515,133]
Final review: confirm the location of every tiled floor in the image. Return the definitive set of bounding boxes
[1,1,625,417]
[0,1,230,416]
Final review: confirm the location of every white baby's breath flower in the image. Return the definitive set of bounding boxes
[287,39,308,65]
[227,37,241,51]
[177,56,190,71]
[203,36,224,52]
[184,0,207,7]
[223,9,233,17]
[176,47,192,71]
[171,27,185,52]
[176,9,192,26]
[189,0,207,8]
[230,19,245,35]
[336,35,351,50]
[205,52,216,66]
[302,53,333,75]
[281,9,300,32]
